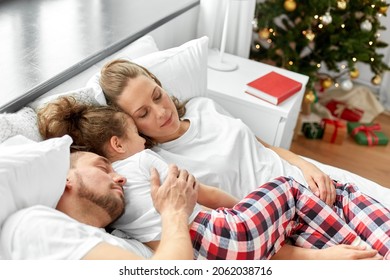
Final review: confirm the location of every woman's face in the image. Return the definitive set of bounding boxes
[117,75,182,143]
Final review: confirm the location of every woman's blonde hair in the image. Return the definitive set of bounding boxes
[99,59,187,118]
[37,96,128,156]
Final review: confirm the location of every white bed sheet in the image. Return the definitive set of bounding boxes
[0,161,389,261]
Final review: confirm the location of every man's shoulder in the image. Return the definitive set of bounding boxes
[2,205,67,232]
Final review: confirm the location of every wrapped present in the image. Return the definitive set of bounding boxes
[326,100,364,122]
[321,119,347,144]
[302,122,324,139]
[347,122,389,146]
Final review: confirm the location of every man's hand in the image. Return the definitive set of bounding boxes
[150,164,199,217]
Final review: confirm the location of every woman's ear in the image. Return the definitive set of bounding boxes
[110,136,125,154]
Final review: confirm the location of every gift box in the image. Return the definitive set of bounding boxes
[302,122,324,139]
[321,119,347,144]
[347,122,389,146]
[326,100,364,122]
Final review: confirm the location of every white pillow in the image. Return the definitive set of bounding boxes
[0,135,72,228]
[0,107,43,143]
[94,34,160,69]
[86,35,160,104]
[27,86,102,113]
[34,35,160,107]
[89,36,209,104]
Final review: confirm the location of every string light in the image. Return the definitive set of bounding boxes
[341,24,345,28]
[288,61,294,65]
[352,57,357,62]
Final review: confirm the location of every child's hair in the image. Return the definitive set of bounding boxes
[37,96,128,156]
[99,59,187,117]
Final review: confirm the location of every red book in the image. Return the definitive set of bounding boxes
[245,71,302,105]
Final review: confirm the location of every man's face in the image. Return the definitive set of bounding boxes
[71,152,126,222]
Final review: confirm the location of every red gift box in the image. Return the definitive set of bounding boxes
[326,100,364,122]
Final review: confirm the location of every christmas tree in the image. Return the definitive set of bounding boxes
[250,0,390,102]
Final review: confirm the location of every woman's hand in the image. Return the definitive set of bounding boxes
[299,161,336,206]
[272,244,383,260]
[317,245,383,260]
[258,137,336,206]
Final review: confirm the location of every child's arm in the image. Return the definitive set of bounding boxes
[197,183,239,209]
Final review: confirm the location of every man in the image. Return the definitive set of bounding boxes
[1,151,198,260]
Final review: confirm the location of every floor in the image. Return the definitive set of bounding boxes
[290,111,390,189]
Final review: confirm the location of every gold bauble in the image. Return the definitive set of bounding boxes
[322,78,333,89]
[284,0,297,12]
[379,6,388,15]
[350,68,360,79]
[304,90,316,104]
[371,75,382,85]
[258,28,270,39]
[337,0,347,10]
[304,30,315,41]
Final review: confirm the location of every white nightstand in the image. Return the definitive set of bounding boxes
[207,51,309,149]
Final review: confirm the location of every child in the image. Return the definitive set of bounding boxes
[38,96,389,260]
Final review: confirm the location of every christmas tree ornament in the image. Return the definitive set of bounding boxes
[360,19,372,32]
[371,75,382,85]
[284,0,297,12]
[350,68,360,79]
[379,6,388,15]
[258,28,270,39]
[303,30,315,41]
[337,0,347,10]
[321,78,333,89]
[321,12,333,25]
[340,79,353,91]
[252,19,258,32]
[304,90,316,103]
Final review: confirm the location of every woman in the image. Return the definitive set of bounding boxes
[37,96,389,260]
[99,59,390,259]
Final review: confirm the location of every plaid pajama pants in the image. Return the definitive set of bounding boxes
[190,176,363,260]
[291,180,390,259]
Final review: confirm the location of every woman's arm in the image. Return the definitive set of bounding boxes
[272,244,382,260]
[197,183,240,209]
[256,136,336,206]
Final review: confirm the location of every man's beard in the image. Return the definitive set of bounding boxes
[76,173,125,222]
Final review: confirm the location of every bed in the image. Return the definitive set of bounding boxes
[1,8,390,260]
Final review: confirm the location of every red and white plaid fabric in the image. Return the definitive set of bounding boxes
[190,176,366,260]
[292,180,390,259]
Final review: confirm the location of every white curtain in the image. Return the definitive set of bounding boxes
[196,0,256,58]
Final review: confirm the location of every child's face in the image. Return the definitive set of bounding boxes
[121,115,146,157]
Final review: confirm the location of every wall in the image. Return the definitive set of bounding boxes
[0,0,200,112]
